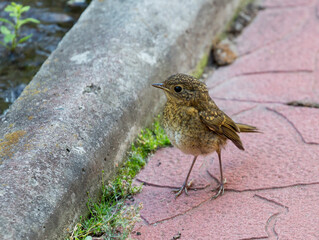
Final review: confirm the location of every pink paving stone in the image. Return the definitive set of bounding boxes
[236,7,310,56]
[207,106,319,191]
[133,192,282,240]
[233,27,319,74]
[316,0,319,17]
[262,0,315,8]
[213,99,257,117]
[136,147,216,189]
[314,51,319,94]
[207,15,319,88]
[208,72,317,103]
[205,66,233,89]
[133,185,212,224]
[271,105,319,144]
[131,1,319,238]
[257,184,319,239]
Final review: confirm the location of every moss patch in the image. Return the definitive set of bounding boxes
[216,0,256,42]
[69,117,170,240]
[190,53,209,79]
[0,130,26,160]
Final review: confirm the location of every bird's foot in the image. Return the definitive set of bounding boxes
[211,178,226,199]
[172,180,193,198]
[206,170,221,185]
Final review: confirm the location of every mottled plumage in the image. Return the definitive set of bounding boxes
[152,73,258,198]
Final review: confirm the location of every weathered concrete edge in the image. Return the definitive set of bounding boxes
[0,0,241,239]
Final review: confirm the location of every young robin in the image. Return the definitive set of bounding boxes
[152,73,258,199]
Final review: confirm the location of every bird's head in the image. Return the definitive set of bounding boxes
[152,73,209,105]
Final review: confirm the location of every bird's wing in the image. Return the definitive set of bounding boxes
[199,108,244,150]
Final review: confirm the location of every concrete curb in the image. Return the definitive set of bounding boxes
[0,0,241,239]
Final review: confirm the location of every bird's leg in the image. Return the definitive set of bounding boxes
[211,149,225,199]
[173,155,198,198]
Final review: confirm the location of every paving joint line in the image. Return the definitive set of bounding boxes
[266,107,319,145]
[227,181,319,193]
[208,69,313,92]
[262,1,316,10]
[135,178,210,190]
[232,105,258,117]
[265,212,280,240]
[239,236,268,240]
[253,194,288,239]
[254,194,289,211]
[236,69,313,75]
[140,215,150,225]
[138,177,319,194]
[213,97,284,105]
[145,196,212,226]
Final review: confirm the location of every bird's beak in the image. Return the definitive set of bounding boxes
[152,83,169,92]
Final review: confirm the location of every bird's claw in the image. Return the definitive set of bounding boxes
[173,180,193,198]
[211,178,226,199]
[211,184,224,199]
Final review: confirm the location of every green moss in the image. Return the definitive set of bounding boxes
[216,0,255,42]
[69,117,170,240]
[190,53,209,79]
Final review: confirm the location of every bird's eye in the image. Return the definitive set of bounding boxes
[174,86,182,93]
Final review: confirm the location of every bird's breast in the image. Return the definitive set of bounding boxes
[162,102,226,156]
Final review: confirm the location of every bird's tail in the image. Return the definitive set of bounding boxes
[236,123,260,133]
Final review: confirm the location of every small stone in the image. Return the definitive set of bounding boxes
[37,12,74,24]
[67,0,88,8]
[213,39,237,66]
[171,232,181,240]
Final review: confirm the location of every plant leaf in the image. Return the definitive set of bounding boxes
[4,33,14,43]
[17,18,40,28]
[9,12,18,18]
[4,5,15,13]
[18,34,32,43]
[0,26,11,35]
[21,6,30,13]
[0,18,15,27]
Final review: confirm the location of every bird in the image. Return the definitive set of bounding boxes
[152,73,258,199]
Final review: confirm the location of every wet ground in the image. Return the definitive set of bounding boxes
[0,0,89,115]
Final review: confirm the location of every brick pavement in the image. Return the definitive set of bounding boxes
[132,0,319,239]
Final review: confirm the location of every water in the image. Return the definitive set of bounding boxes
[0,0,89,115]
